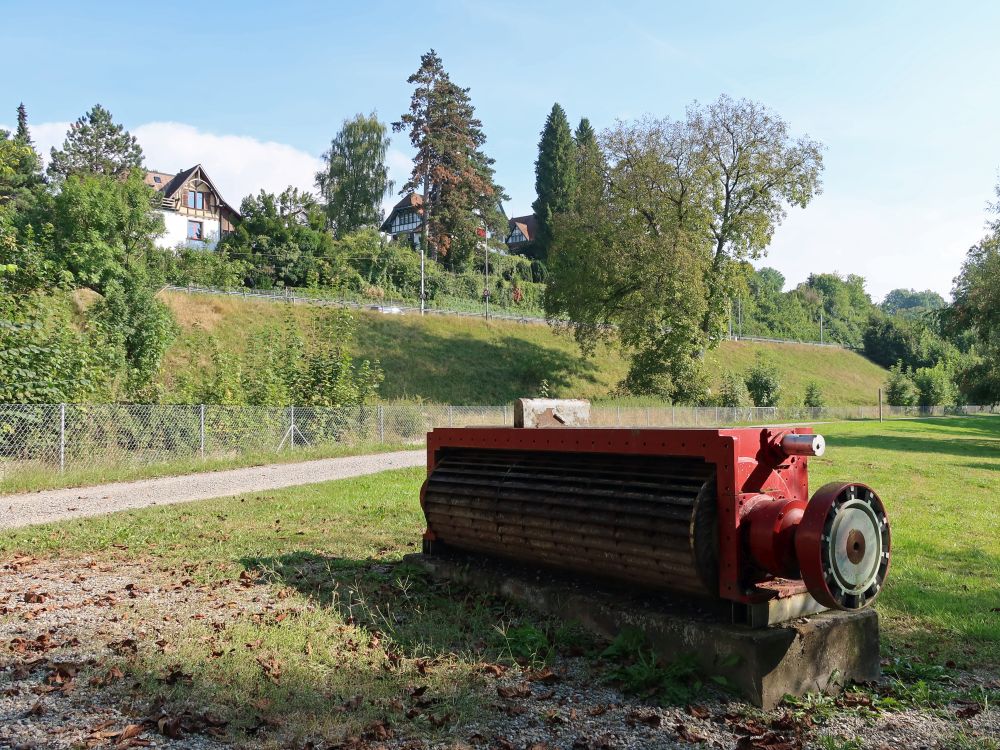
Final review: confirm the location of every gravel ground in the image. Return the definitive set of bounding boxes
[1,556,996,750]
[0,450,425,531]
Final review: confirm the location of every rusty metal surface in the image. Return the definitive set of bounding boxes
[422,448,716,597]
[422,426,818,604]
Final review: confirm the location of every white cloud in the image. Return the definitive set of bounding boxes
[14,119,416,216]
[8,120,324,206]
[134,122,322,204]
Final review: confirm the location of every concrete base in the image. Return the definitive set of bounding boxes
[404,552,880,708]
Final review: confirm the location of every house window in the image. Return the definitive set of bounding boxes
[391,209,421,233]
[508,228,526,244]
[187,220,203,240]
[186,191,205,210]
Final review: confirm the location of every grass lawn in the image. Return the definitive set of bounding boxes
[0,416,996,747]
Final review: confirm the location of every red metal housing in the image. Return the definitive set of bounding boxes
[419,426,889,612]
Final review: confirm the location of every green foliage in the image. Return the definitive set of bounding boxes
[863,313,955,371]
[882,288,947,318]
[91,267,177,400]
[532,103,577,260]
[744,353,781,407]
[546,98,822,401]
[393,49,508,270]
[0,295,100,403]
[950,207,1000,404]
[219,187,341,289]
[912,362,956,407]
[0,109,45,212]
[498,623,551,665]
[316,113,393,237]
[172,309,382,407]
[47,104,143,181]
[884,362,919,406]
[717,370,751,407]
[46,169,164,292]
[153,245,250,289]
[599,629,705,703]
[803,380,825,408]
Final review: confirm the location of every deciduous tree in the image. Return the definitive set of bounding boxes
[316,113,393,237]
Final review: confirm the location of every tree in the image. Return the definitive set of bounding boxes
[949,206,1000,403]
[573,117,606,214]
[718,370,750,407]
[687,96,823,335]
[48,104,143,180]
[316,113,393,237]
[1,105,44,212]
[219,187,343,289]
[803,381,825,408]
[745,353,781,406]
[393,50,508,270]
[882,288,947,317]
[47,170,163,293]
[15,103,31,145]
[546,118,713,401]
[531,103,577,260]
[884,362,919,406]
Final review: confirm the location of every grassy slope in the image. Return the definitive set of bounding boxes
[159,291,888,405]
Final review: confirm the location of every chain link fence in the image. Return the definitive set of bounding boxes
[1,402,996,488]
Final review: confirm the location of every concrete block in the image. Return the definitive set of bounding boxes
[404,552,880,708]
[514,398,591,428]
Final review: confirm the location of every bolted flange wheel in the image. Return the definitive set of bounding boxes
[795,482,891,610]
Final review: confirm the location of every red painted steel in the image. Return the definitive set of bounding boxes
[421,426,824,605]
[796,481,891,609]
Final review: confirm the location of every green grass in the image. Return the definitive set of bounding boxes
[0,441,412,495]
[159,290,889,405]
[3,416,994,742]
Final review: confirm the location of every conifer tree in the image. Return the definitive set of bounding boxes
[394,50,507,269]
[48,104,143,180]
[531,103,577,260]
[15,103,31,145]
[0,104,44,210]
[573,117,606,213]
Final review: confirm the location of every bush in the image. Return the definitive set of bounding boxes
[744,354,781,407]
[884,361,918,406]
[803,381,825,408]
[912,363,957,407]
[718,370,750,407]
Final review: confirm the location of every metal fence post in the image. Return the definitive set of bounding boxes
[290,405,296,448]
[199,404,205,458]
[378,405,385,443]
[59,403,66,473]
[878,389,883,423]
[448,405,453,427]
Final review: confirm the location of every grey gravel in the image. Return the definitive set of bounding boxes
[1,556,997,749]
[0,450,425,531]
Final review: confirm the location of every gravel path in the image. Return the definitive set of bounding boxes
[0,450,425,531]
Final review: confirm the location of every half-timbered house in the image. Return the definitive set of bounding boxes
[145,165,240,249]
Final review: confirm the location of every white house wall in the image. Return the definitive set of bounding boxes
[156,210,222,251]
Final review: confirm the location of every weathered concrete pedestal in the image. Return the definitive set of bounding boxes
[404,552,880,708]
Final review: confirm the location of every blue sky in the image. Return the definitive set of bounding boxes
[4,0,1000,300]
